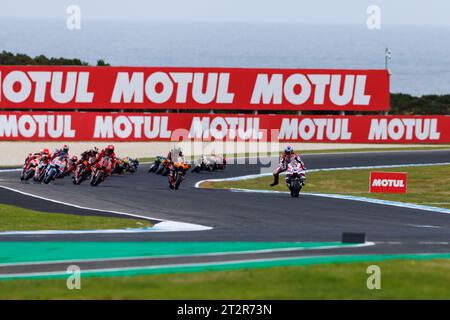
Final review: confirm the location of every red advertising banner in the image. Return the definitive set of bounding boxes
[370,172,407,193]
[0,66,389,111]
[0,112,448,143]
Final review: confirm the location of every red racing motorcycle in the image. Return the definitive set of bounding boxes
[90,156,112,187]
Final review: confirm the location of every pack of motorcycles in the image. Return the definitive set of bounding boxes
[20,152,305,195]
[20,154,139,187]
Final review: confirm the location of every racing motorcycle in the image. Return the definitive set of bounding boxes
[112,158,125,175]
[90,156,112,187]
[123,157,139,173]
[34,157,50,183]
[191,154,226,173]
[73,157,95,185]
[156,158,171,176]
[285,161,306,197]
[43,156,67,184]
[148,156,164,173]
[20,158,39,181]
[113,157,139,175]
[191,155,214,173]
[169,161,190,190]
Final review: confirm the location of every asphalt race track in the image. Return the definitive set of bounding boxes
[0,149,449,275]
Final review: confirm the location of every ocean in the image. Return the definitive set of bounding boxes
[1,19,450,96]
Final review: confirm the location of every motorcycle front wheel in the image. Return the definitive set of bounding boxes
[44,169,56,184]
[174,172,183,190]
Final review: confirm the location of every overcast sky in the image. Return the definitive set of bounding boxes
[0,0,448,26]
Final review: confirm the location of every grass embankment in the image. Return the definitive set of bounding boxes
[0,204,152,231]
[0,259,449,299]
[205,165,450,209]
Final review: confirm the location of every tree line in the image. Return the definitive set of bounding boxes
[0,50,109,67]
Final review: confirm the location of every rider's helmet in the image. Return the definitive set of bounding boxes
[62,144,69,153]
[106,145,115,155]
[284,145,293,155]
[92,147,99,155]
[42,148,50,156]
[71,156,78,163]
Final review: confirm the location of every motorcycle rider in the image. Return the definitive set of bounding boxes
[51,144,70,160]
[33,149,51,180]
[65,155,78,176]
[270,146,306,187]
[78,147,99,164]
[94,145,117,176]
[168,147,186,187]
[24,148,48,168]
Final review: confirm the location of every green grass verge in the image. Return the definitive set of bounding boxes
[0,259,448,299]
[0,204,152,231]
[137,146,450,163]
[206,164,450,209]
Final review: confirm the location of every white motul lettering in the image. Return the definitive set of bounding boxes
[250,74,282,104]
[64,115,75,138]
[216,73,235,103]
[47,115,63,138]
[170,73,192,103]
[225,117,239,140]
[299,118,316,140]
[51,72,77,103]
[28,72,51,102]
[284,74,311,105]
[93,116,113,138]
[111,72,144,103]
[189,117,210,139]
[353,75,371,105]
[114,116,132,139]
[0,115,18,137]
[3,71,32,103]
[372,179,404,188]
[428,119,440,140]
[402,118,415,140]
[159,117,171,138]
[192,73,217,104]
[313,119,327,140]
[143,116,159,139]
[308,74,330,104]
[329,75,354,106]
[387,118,404,140]
[145,72,173,104]
[368,119,388,140]
[17,115,36,138]
[210,117,227,139]
[369,118,441,141]
[32,115,48,137]
[129,116,144,138]
[75,72,94,103]
[279,118,298,140]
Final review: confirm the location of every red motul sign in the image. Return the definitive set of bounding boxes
[369,172,407,194]
[0,66,390,111]
[0,113,448,143]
